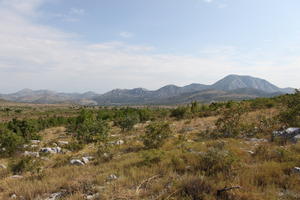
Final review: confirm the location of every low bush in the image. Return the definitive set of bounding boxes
[198,147,239,177]
[171,106,191,120]
[68,110,110,143]
[181,176,215,200]
[140,149,164,166]
[9,157,42,175]
[0,127,25,156]
[142,121,172,149]
[214,104,245,138]
[65,140,85,152]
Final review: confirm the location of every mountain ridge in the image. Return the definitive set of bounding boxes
[0,75,296,105]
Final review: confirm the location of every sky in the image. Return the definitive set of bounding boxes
[0,0,300,93]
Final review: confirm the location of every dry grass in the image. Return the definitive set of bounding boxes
[0,107,299,200]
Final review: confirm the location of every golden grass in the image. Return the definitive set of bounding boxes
[0,108,299,199]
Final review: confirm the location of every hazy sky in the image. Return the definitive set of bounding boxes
[1,0,300,93]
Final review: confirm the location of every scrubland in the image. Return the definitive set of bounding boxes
[0,92,300,200]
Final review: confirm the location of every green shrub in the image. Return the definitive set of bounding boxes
[7,118,41,141]
[279,90,300,127]
[115,113,139,131]
[140,149,164,166]
[9,157,42,175]
[68,110,110,143]
[96,142,113,162]
[253,145,295,162]
[138,108,153,122]
[142,121,171,149]
[171,106,191,120]
[0,127,24,156]
[198,147,239,177]
[214,104,245,138]
[65,140,84,152]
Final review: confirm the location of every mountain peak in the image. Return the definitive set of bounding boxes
[212,74,280,93]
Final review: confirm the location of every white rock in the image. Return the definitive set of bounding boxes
[82,157,89,164]
[45,192,62,200]
[10,194,17,199]
[40,147,62,154]
[86,193,99,200]
[103,153,110,158]
[58,141,69,145]
[0,164,7,169]
[293,167,300,174]
[31,140,41,144]
[107,174,118,180]
[115,140,124,145]
[11,175,23,179]
[247,151,255,155]
[24,151,40,157]
[70,159,85,166]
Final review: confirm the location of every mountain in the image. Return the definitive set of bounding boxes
[0,89,99,105]
[0,75,296,105]
[210,74,281,93]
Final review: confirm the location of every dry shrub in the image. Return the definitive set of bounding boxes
[181,176,215,200]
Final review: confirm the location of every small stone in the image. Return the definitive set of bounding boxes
[107,174,118,180]
[45,192,62,200]
[10,194,17,199]
[82,157,89,164]
[11,175,23,179]
[293,167,300,174]
[86,193,99,200]
[115,140,124,145]
[40,147,62,154]
[247,151,255,155]
[31,140,41,144]
[58,141,69,145]
[0,164,7,169]
[70,159,85,166]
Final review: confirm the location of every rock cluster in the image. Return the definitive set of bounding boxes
[40,147,62,154]
[273,128,300,143]
[70,156,94,166]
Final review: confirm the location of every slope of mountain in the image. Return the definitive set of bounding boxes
[211,74,281,93]
[0,75,296,105]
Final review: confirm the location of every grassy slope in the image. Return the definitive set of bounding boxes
[0,107,299,200]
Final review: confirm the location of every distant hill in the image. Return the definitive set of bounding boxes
[210,75,280,93]
[0,75,296,105]
[93,75,295,105]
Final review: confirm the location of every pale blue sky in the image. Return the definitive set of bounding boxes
[0,0,300,93]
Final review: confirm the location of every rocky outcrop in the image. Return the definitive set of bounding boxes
[70,159,85,166]
[70,156,94,166]
[273,128,300,143]
[40,147,62,154]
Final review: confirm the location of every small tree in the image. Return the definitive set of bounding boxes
[116,114,139,132]
[0,127,24,156]
[171,106,191,120]
[68,110,110,143]
[190,101,200,114]
[215,104,245,138]
[142,122,171,149]
[279,90,300,127]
